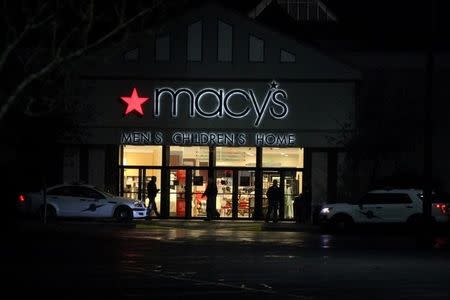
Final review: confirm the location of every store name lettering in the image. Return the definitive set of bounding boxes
[121,131,296,146]
[154,81,288,127]
[121,132,163,144]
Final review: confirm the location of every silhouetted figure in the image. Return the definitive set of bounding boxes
[202,179,218,221]
[294,190,312,223]
[265,179,282,223]
[146,176,160,219]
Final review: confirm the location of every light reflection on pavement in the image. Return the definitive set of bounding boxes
[120,224,450,250]
[6,219,450,299]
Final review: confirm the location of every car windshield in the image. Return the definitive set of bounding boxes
[94,188,116,198]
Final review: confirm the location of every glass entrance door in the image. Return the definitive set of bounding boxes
[215,169,256,219]
[169,169,188,218]
[283,171,302,220]
[169,168,208,218]
[237,170,255,219]
[262,170,302,220]
[121,168,161,208]
[191,169,208,218]
[262,171,281,218]
[143,169,161,213]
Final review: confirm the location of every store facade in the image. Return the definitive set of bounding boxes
[65,2,360,220]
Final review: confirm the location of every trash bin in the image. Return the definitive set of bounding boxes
[294,193,313,223]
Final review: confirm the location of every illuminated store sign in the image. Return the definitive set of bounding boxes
[120,88,149,116]
[121,81,288,127]
[121,131,296,147]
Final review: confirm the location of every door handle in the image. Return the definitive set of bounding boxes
[406,205,413,208]
[375,207,382,209]
[80,199,86,201]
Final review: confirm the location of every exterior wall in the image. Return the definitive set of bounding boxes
[75,3,359,81]
[311,152,327,206]
[104,145,119,195]
[61,2,360,217]
[76,79,356,148]
[433,69,450,192]
[71,2,359,148]
[63,146,80,183]
[88,147,105,190]
[334,52,450,194]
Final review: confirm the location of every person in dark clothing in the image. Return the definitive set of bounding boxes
[146,176,160,219]
[202,179,218,221]
[265,179,282,223]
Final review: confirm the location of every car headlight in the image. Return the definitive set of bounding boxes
[320,207,332,214]
[133,201,144,208]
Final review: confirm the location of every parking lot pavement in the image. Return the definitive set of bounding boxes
[8,217,450,239]
[3,217,450,300]
[136,218,321,232]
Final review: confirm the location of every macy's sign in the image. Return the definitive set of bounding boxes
[120,81,289,127]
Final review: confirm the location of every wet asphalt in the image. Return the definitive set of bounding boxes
[2,219,450,299]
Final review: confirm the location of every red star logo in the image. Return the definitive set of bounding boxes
[121,88,149,115]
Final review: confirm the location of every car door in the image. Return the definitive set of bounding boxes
[355,193,387,223]
[47,186,81,217]
[378,193,415,223]
[74,186,111,218]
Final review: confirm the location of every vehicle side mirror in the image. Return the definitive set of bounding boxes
[358,203,363,210]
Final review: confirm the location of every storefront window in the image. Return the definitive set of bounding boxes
[262,147,304,168]
[216,170,233,218]
[170,146,209,166]
[123,168,140,199]
[122,145,162,166]
[216,147,256,167]
[238,170,255,218]
[192,169,208,217]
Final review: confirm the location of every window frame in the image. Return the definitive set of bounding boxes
[248,34,265,63]
[187,20,203,62]
[155,34,171,62]
[280,48,296,63]
[123,47,140,62]
[217,19,234,63]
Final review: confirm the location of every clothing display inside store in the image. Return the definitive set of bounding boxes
[217,174,233,217]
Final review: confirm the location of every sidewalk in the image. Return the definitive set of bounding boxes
[137,218,320,232]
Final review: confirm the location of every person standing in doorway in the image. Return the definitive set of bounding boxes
[146,176,160,219]
[202,178,218,221]
[265,179,282,223]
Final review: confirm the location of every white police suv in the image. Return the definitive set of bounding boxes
[319,189,449,230]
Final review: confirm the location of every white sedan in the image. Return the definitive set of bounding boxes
[17,184,147,222]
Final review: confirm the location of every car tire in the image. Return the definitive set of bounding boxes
[114,206,132,223]
[39,205,56,222]
[330,214,354,232]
